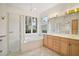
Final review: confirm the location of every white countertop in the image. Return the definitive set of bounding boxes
[47,33,79,40]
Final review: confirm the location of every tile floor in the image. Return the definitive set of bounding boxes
[7,47,60,56]
[21,47,60,56]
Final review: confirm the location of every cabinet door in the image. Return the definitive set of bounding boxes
[54,36,60,53]
[60,38,70,55]
[43,35,48,47]
[47,36,54,50]
[70,44,79,56]
[70,40,79,56]
[51,36,55,50]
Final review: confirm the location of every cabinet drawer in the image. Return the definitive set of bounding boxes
[70,39,79,45]
[61,38,70,43]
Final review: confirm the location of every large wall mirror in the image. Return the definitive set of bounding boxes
[41,16,48,33]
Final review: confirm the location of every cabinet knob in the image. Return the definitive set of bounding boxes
[69,43,71,46]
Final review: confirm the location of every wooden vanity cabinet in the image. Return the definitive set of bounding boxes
[54,36,61,53]
[69,39,79,56]
[60,38,79,56]
[47,35,54,50]
[47,36,61,53]
[60,38,70,55]
[43,35,79,56]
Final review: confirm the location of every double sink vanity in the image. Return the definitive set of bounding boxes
[43,34,79,56]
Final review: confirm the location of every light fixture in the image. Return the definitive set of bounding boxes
[66,8,79,14]
[49,13,58,18]
[75,8,79,12]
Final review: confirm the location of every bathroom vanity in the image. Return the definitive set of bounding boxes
[43,34,79,56]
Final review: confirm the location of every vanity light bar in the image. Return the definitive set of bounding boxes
[66,8,79,14]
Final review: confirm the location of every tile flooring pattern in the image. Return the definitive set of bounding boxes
[7,47,59,56]
[21,47,59,56]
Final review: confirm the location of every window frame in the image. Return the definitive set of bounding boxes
[25,16,37,34]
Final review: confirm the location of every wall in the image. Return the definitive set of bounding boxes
[0,4,39,17]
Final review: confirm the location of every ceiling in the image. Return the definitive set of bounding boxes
[1,3,79,17]
[5,3,58,14]
[40,3,79,17]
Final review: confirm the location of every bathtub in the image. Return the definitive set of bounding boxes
[21,33,43,52]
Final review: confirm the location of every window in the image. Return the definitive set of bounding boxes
[25,16,31,33]
[32,17,37,33]
[41,16,48,33]
[25,16,37,33]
